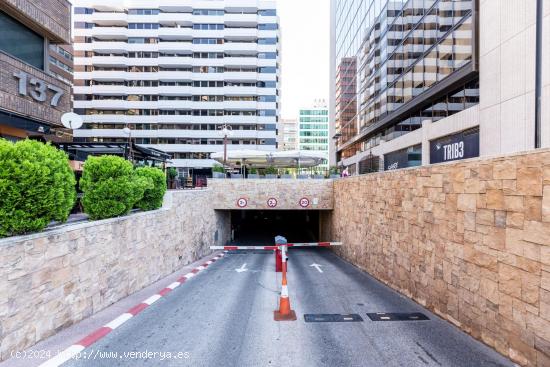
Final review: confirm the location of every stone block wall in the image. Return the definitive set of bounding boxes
[330,149,550,367]
[208,178,334,210]
[0,190,230,361]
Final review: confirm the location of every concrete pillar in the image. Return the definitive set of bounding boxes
[421,119,432,166]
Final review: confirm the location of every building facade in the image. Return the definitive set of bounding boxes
[298,100,329,171]
[277,118,297,151]
[0,0,72,142]
[330,0,550,174]
[72,0,280,176]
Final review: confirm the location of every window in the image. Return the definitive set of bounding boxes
[0,11,45,69]
[128,9,160,15]
[192,9,224,16]
[258,38,277,45]
[258,9,276,16]
[258,67,276,73]
[128,23,159,29]
[192,38,223,44]
[74,7,93,14]
[257,81,276,88]
[258,52,277,59]
[258,95,276,102]
[193,24,224,30]
[258,23,278,30]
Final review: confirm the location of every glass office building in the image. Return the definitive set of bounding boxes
[332,0,479,165]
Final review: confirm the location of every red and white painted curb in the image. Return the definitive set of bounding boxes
[38,253,225,367]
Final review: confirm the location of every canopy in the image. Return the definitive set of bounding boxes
[210,150,327,168]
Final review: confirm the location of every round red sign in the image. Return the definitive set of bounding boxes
[237,198,248,208]
[267,198,278,208]
[299,197,310,208]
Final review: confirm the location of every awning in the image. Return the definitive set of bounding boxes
[210,149,327,168]
[54,142,171,163]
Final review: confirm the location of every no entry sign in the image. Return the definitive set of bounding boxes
[237,198,248,208]
[299,197,310,208]
[267,198,278,208]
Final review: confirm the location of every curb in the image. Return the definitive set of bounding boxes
[38,253,225,367]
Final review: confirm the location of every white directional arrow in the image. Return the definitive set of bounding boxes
[310,263,323,273]
[235,263,248,273]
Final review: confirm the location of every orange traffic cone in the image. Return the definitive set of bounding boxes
[274,246,296,321]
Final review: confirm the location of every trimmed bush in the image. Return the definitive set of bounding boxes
[0,139,76,237]
[134,166,167,211]
[80,155,152,220]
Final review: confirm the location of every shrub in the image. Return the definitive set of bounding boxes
[134,166,167,211]
[0,139,76,237]
[265,166,277,175]
[167,167,178,179]
[212,164,225,173]
[80,155,151,220]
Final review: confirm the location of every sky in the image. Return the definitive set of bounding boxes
[276,0,331,119]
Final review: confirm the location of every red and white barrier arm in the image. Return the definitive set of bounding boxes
[210,242,342,250]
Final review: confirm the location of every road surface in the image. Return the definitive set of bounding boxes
[62,248,513,367]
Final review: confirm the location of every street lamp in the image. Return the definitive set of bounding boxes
[218,124,233,170]
[122,126,133,162]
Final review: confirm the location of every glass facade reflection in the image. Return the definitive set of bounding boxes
[334,0,479,162]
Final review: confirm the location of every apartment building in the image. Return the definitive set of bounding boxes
[277,118,297,151]
[330,0,550,173]
[298,100,329,172]
[72,0,280,177]
[0,0,72,142]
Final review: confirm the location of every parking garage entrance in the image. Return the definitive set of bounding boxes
[230,210,321,245]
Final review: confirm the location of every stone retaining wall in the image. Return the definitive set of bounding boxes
[329,149,550,366]
[0,190,230,361]
[208,178,334,210]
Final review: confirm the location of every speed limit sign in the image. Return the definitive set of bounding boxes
[267,198,278,208]
[237,198,248,208]
[299,197,310,208]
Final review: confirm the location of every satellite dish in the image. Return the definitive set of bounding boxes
[61,112,83,130]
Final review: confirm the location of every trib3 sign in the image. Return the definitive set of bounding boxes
[430,128,479,164]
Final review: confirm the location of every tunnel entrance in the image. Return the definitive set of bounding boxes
[230,210,321,245]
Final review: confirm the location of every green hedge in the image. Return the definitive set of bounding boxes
[134,166,167,211]
[80,155,152,220]
[0,139,76,237]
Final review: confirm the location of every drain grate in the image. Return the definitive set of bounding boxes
[366,312,429,321]
[304,314,363,323]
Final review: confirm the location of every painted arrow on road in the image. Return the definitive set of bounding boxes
[235,263,248,273]
[310,263,323,273]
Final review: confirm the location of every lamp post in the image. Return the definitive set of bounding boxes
[218,124,233,171]
[122,126,133,162]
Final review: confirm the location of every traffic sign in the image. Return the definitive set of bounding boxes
[237,198,248,208]
[267,198,278,208]
[299,197,310,208]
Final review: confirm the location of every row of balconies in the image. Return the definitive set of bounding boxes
[73,71,278,81]
[81,114,276,124]
[74,41,278,54]
[73,100,276,109]
[74,56,276,68]
[74,27,277,39]
[74,12,277,26]
[73,85,276,96]
[142,143,276,154]
[73,128,276,139]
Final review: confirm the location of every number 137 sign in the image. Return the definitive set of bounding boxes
[13,71,64,107]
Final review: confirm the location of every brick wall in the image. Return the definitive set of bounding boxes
[0,52,71,127]
[0,0,71,43]
[0,190,230,361]
[330,149,550,366]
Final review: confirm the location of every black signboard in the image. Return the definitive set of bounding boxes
[384,149,409,171]
[430,128,479,164]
